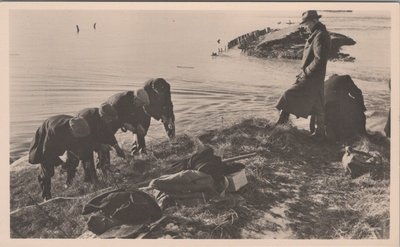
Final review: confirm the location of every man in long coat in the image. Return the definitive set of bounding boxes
[96,78,174,171]
[29,115,90,200]
[131,78,175,154]
[96,90,150,171]
[323,74,367,141]
[76,103,125,182]
[276,10,331,139]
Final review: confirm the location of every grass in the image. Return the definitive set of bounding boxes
[10,118,390,239]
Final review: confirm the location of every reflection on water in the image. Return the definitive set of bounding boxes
[10,10,391,162]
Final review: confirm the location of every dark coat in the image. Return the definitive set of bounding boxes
[143,78,174,122]
[132,78,175,149]
[276,22,331,118]
[324,75,367,140]
[76,108,118,153]
[29,115,80,165]
[105,91,136,132]
[131,78,175,134]
[324,75,366,110]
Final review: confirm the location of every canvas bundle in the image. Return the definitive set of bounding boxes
[82,188,162,235]
[342,146,384,179]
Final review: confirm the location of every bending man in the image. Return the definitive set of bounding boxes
[29,115,91,200]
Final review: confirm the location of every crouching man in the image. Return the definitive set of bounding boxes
[28,115,91,201]
[96,90,150,172]
[131,78,176,154]
[76,103,125,182]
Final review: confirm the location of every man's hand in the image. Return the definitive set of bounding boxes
[296,70,307,83]
[122,123,136,133]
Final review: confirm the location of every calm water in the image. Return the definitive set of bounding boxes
[10,10,391,162]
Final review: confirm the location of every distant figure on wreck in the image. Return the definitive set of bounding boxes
[94,22,96,30]
[76,25,80,33]
[217,39,220,44]
[275,10,331,142]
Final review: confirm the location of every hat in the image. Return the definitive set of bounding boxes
[99,103,118,121]
[69,117,90,138]
[135,89,150,106]
[152,78,170,94]
[300,10,322,25]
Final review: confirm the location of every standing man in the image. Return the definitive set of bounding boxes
[275,10,331,140]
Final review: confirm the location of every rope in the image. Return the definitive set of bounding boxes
[27,194,71,238]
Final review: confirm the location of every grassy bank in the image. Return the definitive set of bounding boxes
[10,118,390,239]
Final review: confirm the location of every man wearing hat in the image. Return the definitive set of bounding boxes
[130,78,175,154]
[275,10,331,140]
[29,115,91,200]
[95,90,150,172]
[76,103,126,183]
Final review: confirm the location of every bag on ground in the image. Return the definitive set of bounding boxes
[82,188,162,234]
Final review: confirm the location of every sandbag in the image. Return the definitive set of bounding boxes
[149,170,215,194]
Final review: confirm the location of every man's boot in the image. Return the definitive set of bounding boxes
[96,146,111,175]
[66,167,76,187]
[38,175,52,201]
[310,113,326,142]
[83,159,98,183]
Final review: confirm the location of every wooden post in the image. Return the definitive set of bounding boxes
[222,152,257,164]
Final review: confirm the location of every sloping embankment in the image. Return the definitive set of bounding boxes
[10,118,390,239]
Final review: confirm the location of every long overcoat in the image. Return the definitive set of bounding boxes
[105,91,137,133]
[76,108,118,158]
[324,74,367,140]
[133,78,174,135]
[133,78,174,149]
[28,115,80,165]
[276,22,331,118]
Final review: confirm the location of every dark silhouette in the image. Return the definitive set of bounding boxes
[217,39,220,44]
[275,10,331,142]
[76,25,80,33]
[94,22,96,30]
